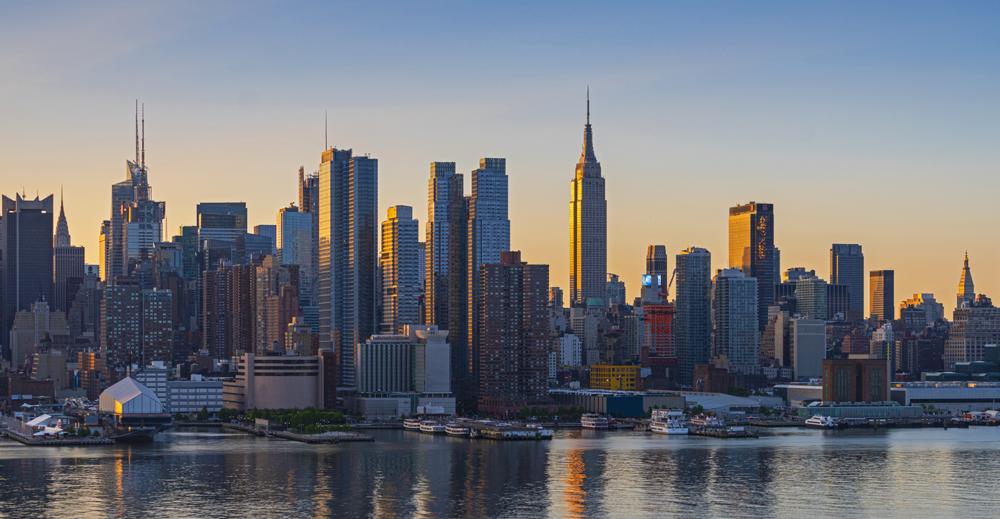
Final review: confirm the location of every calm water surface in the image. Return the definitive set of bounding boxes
[0,426,998,518]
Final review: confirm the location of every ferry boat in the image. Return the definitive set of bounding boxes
[650,409,689,435]
[527,424,555,439]
[445,423,470,437]
[580,414,610,429]
[804,415,843,429]
[403,418,423,431]
[419,420,446,434]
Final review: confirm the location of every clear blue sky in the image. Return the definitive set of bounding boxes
[1,1,998,310]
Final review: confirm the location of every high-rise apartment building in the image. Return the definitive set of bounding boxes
[674,247,712,385]
[254,256,300,355]
[569,93,607,307]
[277,204,314,304]
[466,157,510,390]
[830,244,864,321]
[712,268,759,376]
[142,288,174,365]
[380,205,420,333]
[425,162,458,324]
[478,251,549,415]
[728,202,775,329]
[101,281,142,379]
[317,147,378,387]
[869,270,895,322]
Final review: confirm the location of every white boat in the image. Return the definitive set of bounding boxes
[445,423,470,437]
[580,414,609,429]
[650,409,689,435]
[805,415,842,429]
[419,420,446,434]
[403,418,423,431]
[688,415,724,428]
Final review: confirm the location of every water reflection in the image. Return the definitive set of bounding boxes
[0,428,999,518]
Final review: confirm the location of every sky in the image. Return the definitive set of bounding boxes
[1,1,998,313]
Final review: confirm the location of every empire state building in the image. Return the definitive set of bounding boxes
[569,91,607,307]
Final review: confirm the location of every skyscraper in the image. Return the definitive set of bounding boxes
[957,252,975,309]
[642,244,668,304]
[380,205,420,334]
[478,251,549,415]
[830,243,864,321]
[277,204,314,306]
[569,91,607,307]
[101,280,142,379]
[424,162,464,328]
[674,247,712,385]
[869,270,895,322]
[196,202,248,243]
[317,147,377,388]
[712,268,759,376]
[141,288,174,365]
[2,194,54,358]
[107,104,165,284]
[53,194,85,313]
[318,147,352,365]
[728,202,775,329]
[466,158,510,390]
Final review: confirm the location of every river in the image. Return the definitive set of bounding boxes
[0,426,997,518]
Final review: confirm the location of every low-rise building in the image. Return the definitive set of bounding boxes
[890,382,1000,414]
[223,353,336,410]
[549,389,685,418]
[589,364,640,391]
[169,375,224,414]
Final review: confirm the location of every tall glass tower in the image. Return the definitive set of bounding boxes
[728,202,775,330]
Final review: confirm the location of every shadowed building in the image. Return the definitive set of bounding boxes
[830,244,864,321]
[478,251,549,415]
[869,270,895,322]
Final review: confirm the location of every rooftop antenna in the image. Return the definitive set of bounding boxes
[586,85,590,125]
[141,102,145,168]
[324,109,328,150]
[134,99,140,164]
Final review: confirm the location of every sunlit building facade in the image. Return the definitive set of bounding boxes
[569,93,607,307]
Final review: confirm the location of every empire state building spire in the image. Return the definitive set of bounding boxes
[578,87,599,171]
[569,89,608,307]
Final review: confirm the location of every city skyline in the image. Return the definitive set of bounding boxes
[2,2,999,311]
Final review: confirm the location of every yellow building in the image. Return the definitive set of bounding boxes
[589,365,640,391]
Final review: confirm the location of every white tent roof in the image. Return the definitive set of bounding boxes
[99,377,164,415]
[25,414,52,427]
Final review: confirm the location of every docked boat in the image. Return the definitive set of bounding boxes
[650,409,689,435]
[805,415,843,429]
[403,418,423,431]
[688,415,724,428]
[419,420,446,434]
[527,424,554,439]
[580,414,609,429]
[445,423,470,437]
